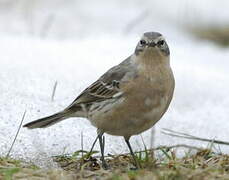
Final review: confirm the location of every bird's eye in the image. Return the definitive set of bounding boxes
[139,40,146,46]
[157,40,165,47]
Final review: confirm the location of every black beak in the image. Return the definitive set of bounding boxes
[148,42,156,47]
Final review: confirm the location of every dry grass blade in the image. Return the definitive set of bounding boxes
[51,81,58,101]
[6,111,27,158]
[156,144,202,151]
[161,128,229,146]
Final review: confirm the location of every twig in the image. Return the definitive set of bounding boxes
[161,128,229,146]
[6,111,27,158]
[51,81,58,101]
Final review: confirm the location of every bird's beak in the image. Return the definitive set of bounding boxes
[148,42,156,47]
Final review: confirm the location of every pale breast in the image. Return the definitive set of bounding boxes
[88,65,174,138]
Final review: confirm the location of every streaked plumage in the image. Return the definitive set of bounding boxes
[24,32,175,169]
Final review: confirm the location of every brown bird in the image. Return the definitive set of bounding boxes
[24,32,175,169]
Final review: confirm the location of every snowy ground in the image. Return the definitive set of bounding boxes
[0,0,229,167]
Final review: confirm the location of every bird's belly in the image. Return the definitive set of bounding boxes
[88,94,170,137]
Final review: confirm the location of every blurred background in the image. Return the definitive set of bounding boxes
[0,0,229,167]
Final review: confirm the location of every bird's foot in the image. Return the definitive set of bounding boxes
[101,160,110,170]
[130,166,138,170]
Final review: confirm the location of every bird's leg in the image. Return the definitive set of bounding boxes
[87,134,99,158]
[98,131,108,169]
[124,137,140,169]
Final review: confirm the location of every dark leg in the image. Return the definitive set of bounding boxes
[124,137,140,169]
[87,134,99,158]
[98,131,108,169]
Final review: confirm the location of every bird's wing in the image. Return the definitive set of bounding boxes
[67,56,137,107]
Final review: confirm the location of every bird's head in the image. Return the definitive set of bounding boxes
[135,32,170,59]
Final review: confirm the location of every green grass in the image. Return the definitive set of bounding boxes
[0,167,20,180]
[0,157,21,180]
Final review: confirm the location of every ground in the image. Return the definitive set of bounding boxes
[1,146,229,180]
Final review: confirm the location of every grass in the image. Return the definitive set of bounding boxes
[107,148,229,180]
[0,158,21,180]
[1,146,229,180]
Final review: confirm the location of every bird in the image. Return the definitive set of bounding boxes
[24,32,175,169]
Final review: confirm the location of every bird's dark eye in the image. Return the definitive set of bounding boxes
[140,40,146,46]
[157,40,165,46]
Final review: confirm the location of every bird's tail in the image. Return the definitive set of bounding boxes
[23,110,72,129]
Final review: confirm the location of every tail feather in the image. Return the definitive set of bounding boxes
[23,111,70,129]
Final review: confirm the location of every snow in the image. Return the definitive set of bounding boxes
[0,0,229,167]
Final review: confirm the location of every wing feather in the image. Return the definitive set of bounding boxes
[66,56,137,109]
